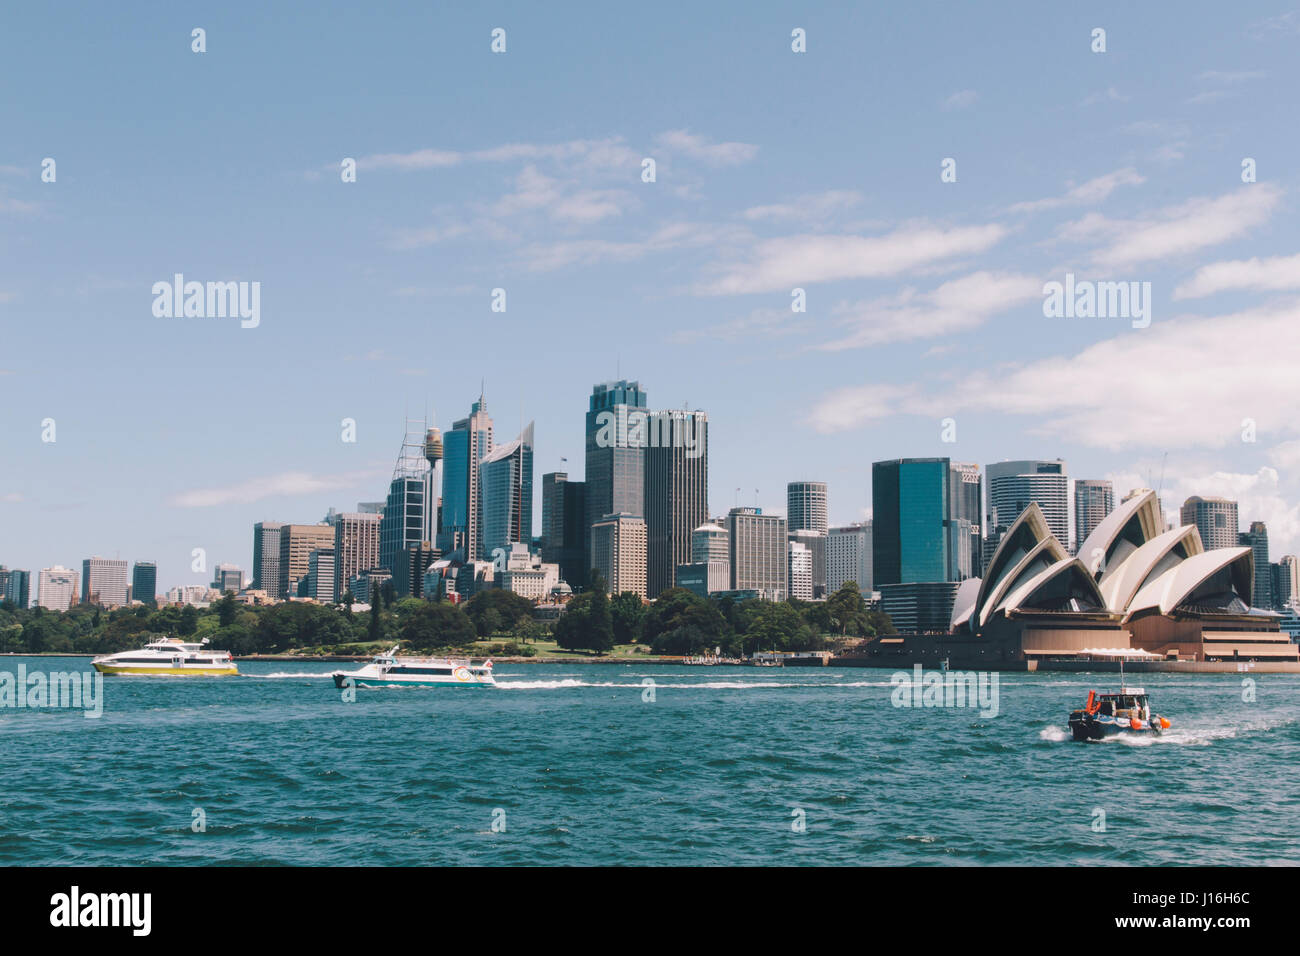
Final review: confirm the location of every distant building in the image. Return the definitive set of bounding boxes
[278,524,335,600]
[440,394,494,560]
[498,543,561,600]
[81,557,128,608]
[590,512,647,598]
[252,522,285,597]
[1279,555,1299,608]
[333,512,381,599]
[1073,479,1114,551]
[394,542,439,599]
[212,564,244,594]
[4,568,30,608]
[454,561,496,600]
[1180,496,1239,551]
[541,472,587,590]
[644,410,708,597]
[787,481,828,534]
[38,566,77,611]
[879,582,961,634]
[949,462,983,579]
[584,380,648,578]
[347,569,390,604]
[131,562,157,605]
[986,459,1068,550]
[788,540,814,601]
[789,529,827,598]
[481,422,535,561]
[726,507,786,601]
[307,549,336,603]
[675,561,729,598]
[1241,521,1271,609]
[873,458,952,586]
[827,522,872,594]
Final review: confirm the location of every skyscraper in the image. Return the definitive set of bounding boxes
[1180,496,1239,551]
[948,461,982,579]
[584,380,648,577]
[590,512,647,598]
[81,557,128,608]
[788,540,814,601]
[872,458,952,586]
[440,394,494,559]
[1242,521,1271,609]
[788,528,827,598]
[827,522,872,594]
[380,420,439,586]
[307,548,337,603]
[726,507,787,600]
[787,481,828,534]
[333,512,382,599]
[1074,479,1114,550]
[986,460,1068,546]
[1279,555,1299,609]
[278,524,335,599]
[644,409,708,598]
[131,562,157,605]
[212,564,244,593]
[541,472,587,589]
[38,566,77,611]
[481,421,535,561]
[4,569,30,608]
[252,521,284,597]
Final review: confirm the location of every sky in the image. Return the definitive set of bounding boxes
[3,1,1300,594]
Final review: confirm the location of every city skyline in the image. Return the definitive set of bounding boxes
[4,4,1300,593]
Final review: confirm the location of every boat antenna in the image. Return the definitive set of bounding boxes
[1120,655,1126,693]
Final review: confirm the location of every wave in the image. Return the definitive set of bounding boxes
[249,672,336,679]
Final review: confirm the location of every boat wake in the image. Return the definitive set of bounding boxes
[493,678,895,690]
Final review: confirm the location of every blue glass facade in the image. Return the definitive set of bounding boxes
[872,458,951,586]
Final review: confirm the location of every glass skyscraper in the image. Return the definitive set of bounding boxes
[481,422,534,561]
[872,458,952,586]
[440,394,494,560]
[584,380,647,578]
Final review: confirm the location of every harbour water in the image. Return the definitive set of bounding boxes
[2,657,1296,866]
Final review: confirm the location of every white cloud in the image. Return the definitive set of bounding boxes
[743,190,862,222]
[1059,184,1283,269]
[520,221,750,272]
[1080,87,1130,106]
[807,298,1300,452]
[1010,167,1145,213]
[698,223,1008,295]
[671,307,811,344]
[808,383,915,434]
[170,470,384,508]
[1174,252,1300,299]
[355,137,640,174]
[942,89,978,110]
[815,271,1042,350]
[656,129,758,166]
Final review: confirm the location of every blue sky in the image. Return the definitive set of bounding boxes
[4,1,1300,592]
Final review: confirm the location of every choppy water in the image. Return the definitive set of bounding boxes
[2,657,1296,865]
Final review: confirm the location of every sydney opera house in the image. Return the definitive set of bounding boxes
[871,490,1298,669]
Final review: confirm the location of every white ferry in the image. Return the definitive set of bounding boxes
[92,637,239,676]
[331,646,496,688]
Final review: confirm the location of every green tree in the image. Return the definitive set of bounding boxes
[585,571,614,653]
[368,596,383,643]
[178,604,199,636]
[826,581,869,636]
[610,591,646,644]
[218,591,238,628]
[401,603,476,651]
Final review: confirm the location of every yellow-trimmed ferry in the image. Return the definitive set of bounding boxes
[92,637,239,676]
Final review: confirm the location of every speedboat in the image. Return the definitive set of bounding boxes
[1068,685,1171,740]
[92,637,238,676]
[331,646,496,688]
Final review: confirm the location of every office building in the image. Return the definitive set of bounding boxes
[726,507,786,601]
[212,564,244,594]
[1279,555,1299,609]
[949,461,983,578]
[872,458,952,586]
[130,562,157,605]
[827,522,872,594]
[1242,521,1271,610]
[440,394,494,560]
[278,524,335,599]
[307,548,337,603]
[38,565,77,611]
[789,528,827,598]
[1074,479,1114,550]
[4,568,30,608]
[333,512,382,599]
[584,380,648,577]
[252,522,285,598]
[590,512,647,598]
[644,409,708,597]
[541,472,587,589]
[380,419,439,588]
[81,556,128,608]
[880,581,961,633]
[787,481,828,534]
[393,542,439,599]
[986,460,1068,548]
[1180,496,1239,551]
[788,540,814,601]
[481,421,535,561]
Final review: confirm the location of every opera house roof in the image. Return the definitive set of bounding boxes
[952,490,1263,634]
